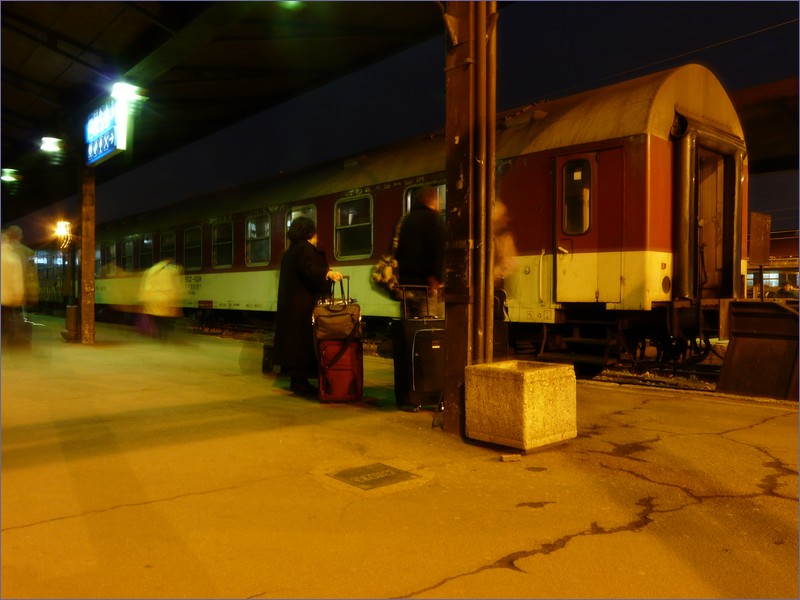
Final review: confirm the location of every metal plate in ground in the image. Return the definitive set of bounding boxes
[329,463,419,490]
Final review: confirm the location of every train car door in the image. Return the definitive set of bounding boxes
[555,151,623,304]
[696,146,726,295]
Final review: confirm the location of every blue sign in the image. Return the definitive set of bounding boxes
[85,99,128,166]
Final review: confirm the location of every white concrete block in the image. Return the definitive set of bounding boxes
[465,360,577,452]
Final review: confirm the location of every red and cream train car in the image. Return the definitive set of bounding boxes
[83,63,747,363]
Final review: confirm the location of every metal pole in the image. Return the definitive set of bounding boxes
[80,167,96,344]
[443,1,476,435]
[474,0,487,364]
[442,1,499,434]
[484,1,498,364]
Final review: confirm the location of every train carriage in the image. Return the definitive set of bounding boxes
[42,63,748,366]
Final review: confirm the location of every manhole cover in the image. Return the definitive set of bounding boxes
[329,463,419,490]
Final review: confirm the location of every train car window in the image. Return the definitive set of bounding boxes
[334,195,372,260]
[184,226,202,270]
[212,222,234,268]
[160,232,176,262]
[404,183,446,214]
[285,205,316,249]
[139,233,154,269]
[562,160,591,235]
[121,238,134,272]
[95,245,102,277]
[246,215,270,266]
[103,241,117,276]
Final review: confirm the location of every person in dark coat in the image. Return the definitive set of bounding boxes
[274,217,343,395]
[395,186,445,318]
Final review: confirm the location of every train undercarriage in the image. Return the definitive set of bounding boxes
[508,300,728,374]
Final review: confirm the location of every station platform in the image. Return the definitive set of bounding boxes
[2,314,797,599]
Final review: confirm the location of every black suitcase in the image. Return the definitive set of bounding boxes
[393,286,445,410]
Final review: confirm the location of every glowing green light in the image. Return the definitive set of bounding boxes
[1,168,19,182]
[278,1,305,11]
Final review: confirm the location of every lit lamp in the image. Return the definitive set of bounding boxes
[41,136,66,166]
[1,168,21,194]
[1,168,20,181]
[55,219,80,342]
[55,220,72,249]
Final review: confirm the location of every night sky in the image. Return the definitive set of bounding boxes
[15,1,799,240]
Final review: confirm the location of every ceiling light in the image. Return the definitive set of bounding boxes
[111,82,145,102]
[1,168,20,182]
[41,137,63,153]
[278,1,305,11]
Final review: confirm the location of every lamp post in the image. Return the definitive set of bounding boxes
[7,81,144,344]
[55,219,80,342]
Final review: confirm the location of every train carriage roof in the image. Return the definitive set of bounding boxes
[496,63,746,158]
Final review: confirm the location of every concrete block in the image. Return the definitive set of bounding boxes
[465,360,577,452]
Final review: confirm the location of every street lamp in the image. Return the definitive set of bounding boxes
[55,219,80,342]
[55,220,72,249]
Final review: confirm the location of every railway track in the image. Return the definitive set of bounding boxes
[194,321,722,393]
[590,363,721,392]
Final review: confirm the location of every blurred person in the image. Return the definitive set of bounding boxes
[273,217,343,396]
[1,230,26,348]
[138,257,184,339]
[395,186,445,318]
[493,199,518,288]
[5,225,39,310]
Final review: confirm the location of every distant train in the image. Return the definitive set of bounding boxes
[35,64,751,366]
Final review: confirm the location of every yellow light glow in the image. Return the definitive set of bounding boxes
[55,221,72,248]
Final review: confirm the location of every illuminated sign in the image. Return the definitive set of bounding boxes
[85,98,129,166]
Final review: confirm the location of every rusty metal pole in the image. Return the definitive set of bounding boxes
[484,1,498,364]
[80,166,96,344]
[441,1,498,435]
[474,0,487,365]
[442,1,476,435]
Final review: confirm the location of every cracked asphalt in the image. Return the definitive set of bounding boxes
[2,315,797,598]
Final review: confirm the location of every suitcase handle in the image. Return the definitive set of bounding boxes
[397,284,436,319]
[333,274,350,303]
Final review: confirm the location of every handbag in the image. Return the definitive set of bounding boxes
[370,216,404,300]
[312,276,362,341]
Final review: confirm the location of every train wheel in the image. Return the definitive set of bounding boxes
[681,335,711,365]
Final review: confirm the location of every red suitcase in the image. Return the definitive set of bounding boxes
[318,338,363,402]
[313,276,363,402]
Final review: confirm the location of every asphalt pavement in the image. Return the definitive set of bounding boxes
[1,314,797,599]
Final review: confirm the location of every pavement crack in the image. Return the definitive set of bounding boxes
[758,456,799,500]
[395,497,656,598]
[516,501,555,509]
[1,478,275,533]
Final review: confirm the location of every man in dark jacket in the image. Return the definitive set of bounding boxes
[274,217,343,395]
[395,186,445,318]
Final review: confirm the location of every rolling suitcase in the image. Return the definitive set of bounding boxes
[312,276,363,402]
[318,338,363,402]
[394,285,445,410]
